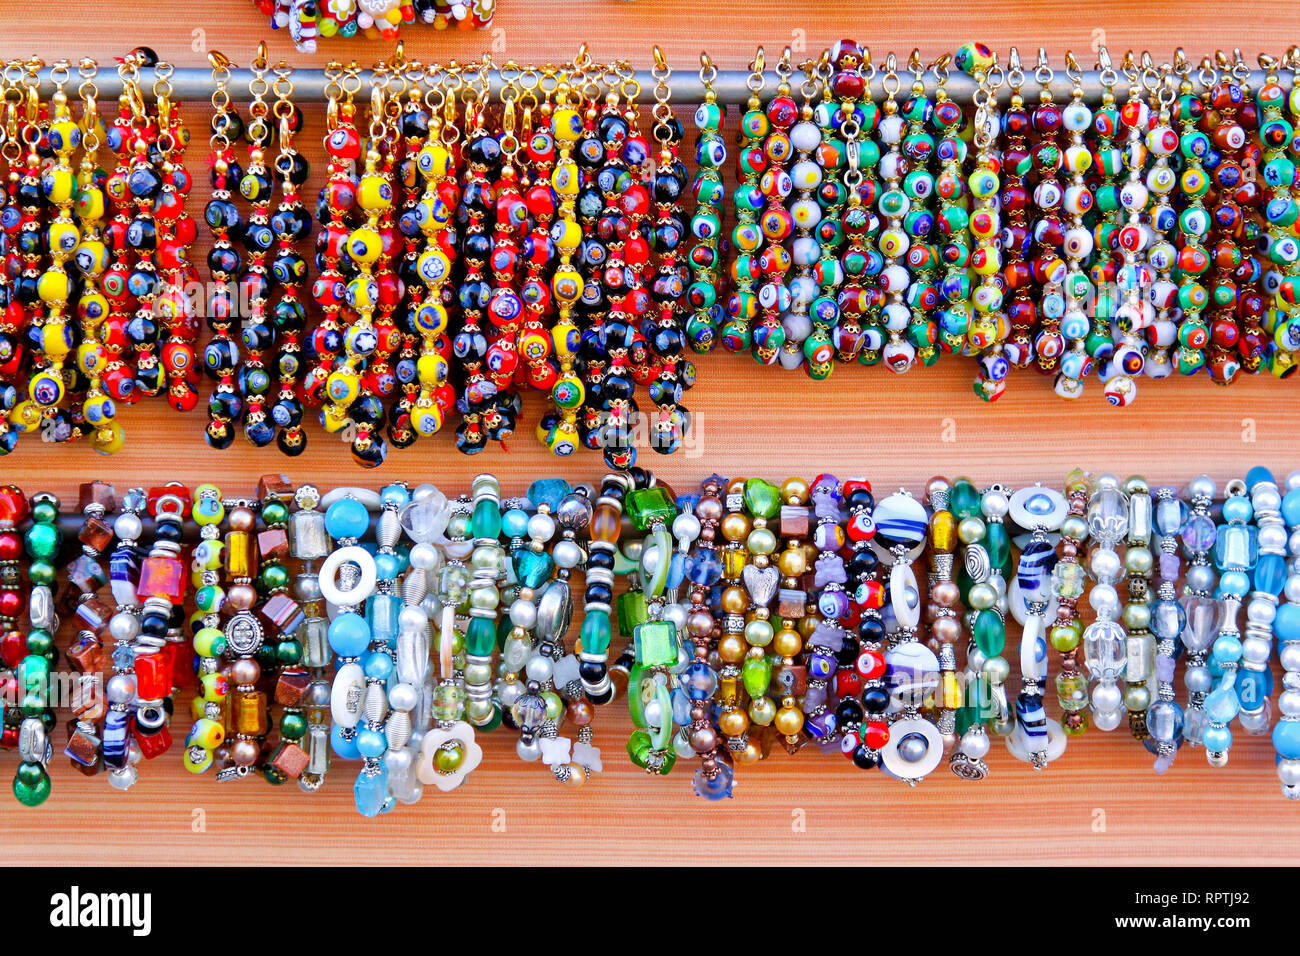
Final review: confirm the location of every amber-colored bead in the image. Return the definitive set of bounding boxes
[721,512,751,542]
[590,503,620,543]
[232,690,268,735]
[720,586,748,615]
[781,476,809,503]
[929,509,957,552]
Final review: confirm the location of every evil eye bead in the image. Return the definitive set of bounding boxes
[346,226,383,265]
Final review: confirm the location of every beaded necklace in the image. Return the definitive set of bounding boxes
[122,53,166,405]
[15,60,55,433]
[463,474,504,731]
[716,476,753,761]
[875,54,911,371]
[965,51,1009,401]
[1271,52,1300,374]
[780,59,821,371]
[0,64,23,454]
[932,56,969,357]
[1204,56,1247,385]
[517,72,558,401]
[722,50,765,357]
[752,48,795,367]
[806,54,843,380]
[1228,53,1267,376]
[577,473,625,706]
[216,497,270,779]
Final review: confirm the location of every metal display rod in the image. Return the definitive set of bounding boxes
[30,64,1274,106]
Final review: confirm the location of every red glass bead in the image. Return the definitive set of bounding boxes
[1,629,25,668]
[134,651,171,700]
[134,723,173,759]
[0,487,30,526]
[855,579,886,610]
[0,533,20,561]
[861,720,890,750]
[137,555,187,603]
[855,647,886,680]
[834,668,863,699]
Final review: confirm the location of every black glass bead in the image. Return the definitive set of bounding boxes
[858,615,885,645]
[851,744,881,770]
[835,698,864,725]
[862,683,890,713]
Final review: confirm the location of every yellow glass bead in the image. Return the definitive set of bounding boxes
[551,372,584,410]
[47,220,80,258]
[183,747,213,774]
[37,270,71,307]
[75,184,105,223]
[41,320,73,359]
[551,216,582,250]
[410,401,443,437]
[325,366,361,407]
[416,248,451,289]
[781,476,809,503]
[552,321,578,358]
[225,531,252,578]
[417,352,448,386]
[322,403,352,434]
[28,370,65,407]
[82,394,114,426]
[44,166,76,204]
[188,717,225,750]
[551,156,580,195]
[91,420,124,455]
[233,690,268,736]
[941,671,963,709]
[74,239,109,278]
[717,705,748,736]
[417,143,453,179]
[412,300,448,337]
[772,627,802,658]
[722,547,748,578]
[346,226,383,266]
[544,421,578,456]
[930,509,956,552]
[346,275,378,310]
[8,401,41,432]
[552,108,582,143]
[199,671,229,703]
[78,289,109,325]
[551,265,583,302]
[356,174,393,212]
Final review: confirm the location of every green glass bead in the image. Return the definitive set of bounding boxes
[513,548,554,589]
[742,478,781,519]
[260,563,290,592]
[262,500,289,525]
[25,629,52,658]
[31,498,58,524]
[24,520,60,560]
[985,521,1010,571]
[478,702,503,733]
[277,639,303,665]
[626,486,677,530]
[543,690,563,720]
[27,560,56,587]
[256,644,278,669]
[627,663,648,726]
[280,711,308,740]
[949,479,980,519]
[973,608,1005,657]
[741,654,772,698]
[1049,621,1082,653]
[471,498,501,540]
[580,608,612,655]
[13,762,50,807]
[465,616,496,657]
[1056,671,1090,713]
[634,620,678,667]
[627,729,676,775]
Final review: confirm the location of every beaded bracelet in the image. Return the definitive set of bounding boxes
[462,474,504,730]
[64,482,116,773]
[924,479,962,753]
[877,488,944,783]
[737,478,781,740]
[14,491,57,804]
[682,475,732,798]
[576,473,624,706]
[185,484,230,773]
[1122,479,1156,742]
[1007,482,1069,767]
[0,488,28,769]
[900,53,940,370]
[319,490,380,806]
[417,490,486,792]
[685,55,725,357]
[1052,469,1090,735]
[258,476,312,785]
[100,488,148,785]
[1274,472,1300,795]
[625,477,679,774]
[288,484,332,790]
[1203,477,1252,765]
[1142,61,1179,382]
[1082,475,1129,732]
[801,473,844,746]
[1149,486,1187,771]
[842,478,886,770]
[1180,475,1219,748]
[1241,467,1285,736]
[217,497,270,778]
[769,476,809,752]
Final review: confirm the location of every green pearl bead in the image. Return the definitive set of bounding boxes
[280,711,308,740]
[25,629,52,657]
[30,499,58,525]
[260,563,290,592]
[434,742,465,774]
[13,761,50,807]
[28,560,56,587]
[262,500,289,525]
[277,639,303,665]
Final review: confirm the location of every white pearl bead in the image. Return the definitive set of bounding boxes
[113,513,143,542]
[553,540,584,570]
[509,599,537,629]
[527,512,556,542]
[409,542,440,571]
[1287,470,1300,493]
[1258,524,1287,552]
[1247,599,1276,625]
[1255,488,1282,513]
[525,654,553,683]
[1090,548,1122,582]
[1284,576,1300,604]
[398,605,428,632]
[1281,642,1300,673]
[663,603,688,631]
[672,512,701,543]
[108,766,138,791]
[981,493,1009,519]
[1092,681,1123,712]
[498,681,523,706]
[107,674,136,704]
[109,611,140,642]
[1280,690,1300,717]
[1093,707,1123,731]
[1242,637,1272,666]
[1089,583,1120,617]
[960,729,990,759]
[516,738,542,762]
[1280,757,1300,785]
[1185,664,1212,694]
[388,682,418,712]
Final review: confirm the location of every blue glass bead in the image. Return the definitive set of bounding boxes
[1246,466,1276,491]
[354,764,391,817]
[1182,514,1217,552]
[1222,494,1254,525]
[666,551,686,590]
[693,762,735,801]
[328,612,371,657]
[1256,553,1287,596]
[325,497,370,540]
[331,724,361,759]
[1283,488,1300,528]
[1273,719,1300,759]
[526,478,571,511]
[1147,699,1184,743]
[362,649,394,680]
[682,660,718,701]
[1152,598,1186,640]
[1154,492,1189,535]
[1238,669,1273,710]
[355,727,387,759]
[808,651,835,681]
[685,547,722,586]
[1276,603,1300,642]
[380,483,411,508]
[1016,538,1057,604]
[1205,685,1240,724]
[1214,524,1257,572]
[1212,634,1243,665]
[671,686,692,726]
[805,709,836,740]
[513,548,554,589]
[502,508,530,539]
[1202,723,1232,753]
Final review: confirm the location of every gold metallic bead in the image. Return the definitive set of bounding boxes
[718,707,749,737]
[717,634,748,663]
[774,705,804,736]
[781,476,809,503]
[749,695,777,726]
[773,627,802,658]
